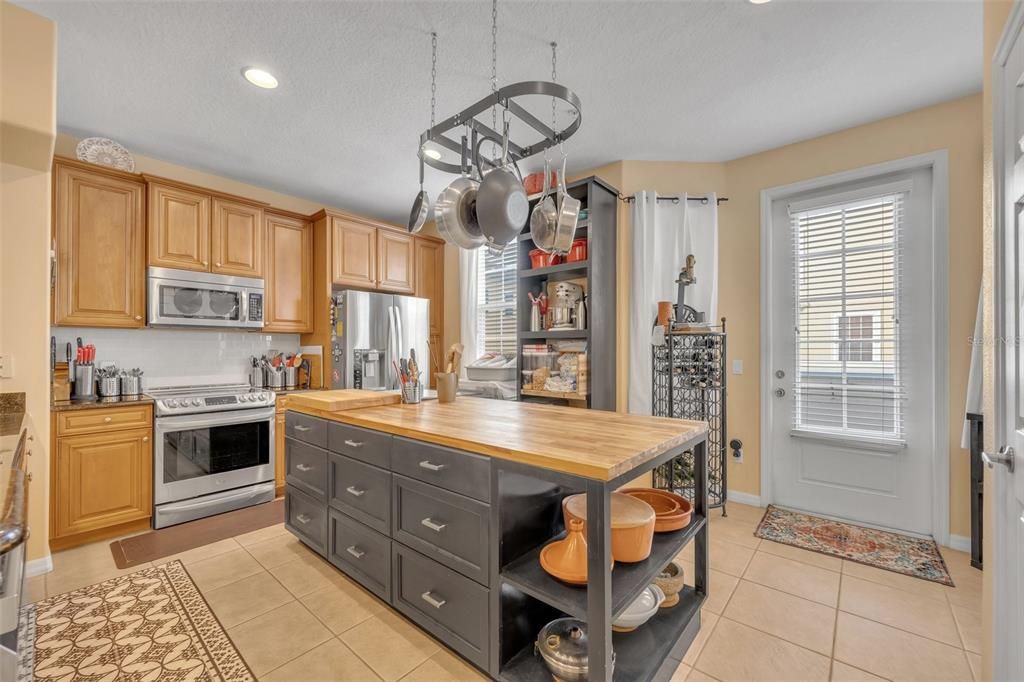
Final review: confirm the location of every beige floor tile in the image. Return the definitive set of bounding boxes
[709,516,762,550]
[707,538,756,577]
[227,600,331,676]
[720,503,766,523]
[341,610,440,681]
[683,611,720,666]
[234,522,288,548]
[950,601,982,653]
[201,570,293,628]
[966,652,982,682]
[185,548,263,592]
[401,648,487,681]
[830,661,887,681]
[261,637,380,681]
[22,575,46,604]
[245,532,311,569]
[695,617,831,681]
[839,575,960,646]
[757,540,843,573]
[723,580,836,655]
[299,577,386,634]
[942,557,983,612]
[671,662,693,681]
[744,552,840,607]
[840,560,949,602]
[679,559,739,615]
[46,541,149,596]
[687,668,721,682]
[269,551,347,598]
[154,537,240,566]
[834,612,972,682]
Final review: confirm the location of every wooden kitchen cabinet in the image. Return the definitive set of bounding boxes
[414,236,445,337]
[212,197,264,277]
[332,216,377,288]
[147,180,211,272]
[264,210,313,332]
[50,404,154,551]
[52,159,147,328]
[378,229,415,293]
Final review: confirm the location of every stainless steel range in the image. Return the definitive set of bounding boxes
[150,383,275,528]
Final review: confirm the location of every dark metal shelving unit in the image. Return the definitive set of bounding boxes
[652,321,728,514]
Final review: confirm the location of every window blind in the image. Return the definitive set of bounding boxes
[476,245,517,355]
[790,191,905,443]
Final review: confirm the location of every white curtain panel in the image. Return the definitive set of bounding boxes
[458,247,480,379]
[628,192,720,415]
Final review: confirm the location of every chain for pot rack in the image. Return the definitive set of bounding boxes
[651,319,729,515]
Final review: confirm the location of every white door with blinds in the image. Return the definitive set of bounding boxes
[768,168,936,534]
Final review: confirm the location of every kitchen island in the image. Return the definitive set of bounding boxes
[283,392,708,681]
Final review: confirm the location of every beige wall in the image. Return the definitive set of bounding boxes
[0,0,57,562]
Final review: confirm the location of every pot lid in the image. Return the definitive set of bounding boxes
[563,492,656,529]
[537,618,589,668]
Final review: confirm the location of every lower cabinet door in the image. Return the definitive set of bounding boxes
[392,543,489,670]
[328,509,391,601]
[53,428,152,539]
[285,485,327,555]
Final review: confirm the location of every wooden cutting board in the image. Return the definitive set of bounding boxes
[286,390,401,412]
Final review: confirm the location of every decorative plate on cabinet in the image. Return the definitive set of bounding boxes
[75,137,135,172]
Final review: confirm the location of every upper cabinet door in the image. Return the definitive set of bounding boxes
[264,212,313,332]
[212,197,264,277]
[332,217,377,288]
[414,237,444,336]
[53,161,146,328]
[377,229,415,294]
[148,182,211,272]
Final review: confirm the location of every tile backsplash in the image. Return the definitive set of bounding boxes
[52,327,301,388]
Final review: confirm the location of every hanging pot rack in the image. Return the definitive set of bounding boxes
[418,80,582,176]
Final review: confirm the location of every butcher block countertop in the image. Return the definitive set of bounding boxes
[286,391,707,480]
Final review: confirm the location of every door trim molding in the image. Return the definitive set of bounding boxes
[759,150,951,545]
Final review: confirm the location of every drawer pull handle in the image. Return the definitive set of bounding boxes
[419,460,446,472]
[294,425,312,432]
[346,486,366,497]
[346,545,365,559]
[296,463,313,472]
[344,439,364,448]
[421,591,446,609]
[296,513,311,525]
[104,417,113,423]
[421,517,447,532]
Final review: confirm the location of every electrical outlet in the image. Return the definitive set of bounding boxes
[732,359,743,375]
[0,353,11,378]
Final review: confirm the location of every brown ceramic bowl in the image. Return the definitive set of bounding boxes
[562,493,656,563]
[621,488,693,533]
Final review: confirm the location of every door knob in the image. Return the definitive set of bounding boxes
[774,388,786,398]
[982,446,1016,473]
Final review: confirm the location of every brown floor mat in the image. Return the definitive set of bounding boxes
[109,498,284,569]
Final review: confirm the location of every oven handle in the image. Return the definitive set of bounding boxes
[155,406,276,431]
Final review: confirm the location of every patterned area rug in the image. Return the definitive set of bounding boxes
[755,505,955,586]
[18,560,254,681]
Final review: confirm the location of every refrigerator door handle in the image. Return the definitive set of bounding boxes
[395,306,404,364]
[387,305,398,389]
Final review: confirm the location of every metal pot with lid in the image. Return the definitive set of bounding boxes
[535,618,614,682]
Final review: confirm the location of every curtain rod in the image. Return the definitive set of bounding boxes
[618,194,729,205]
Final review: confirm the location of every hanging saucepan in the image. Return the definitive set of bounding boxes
[530,151,559,252]
[434,134,485,250]
[552,147,581,254]
[408,156,429,233]
[474,121,529,251]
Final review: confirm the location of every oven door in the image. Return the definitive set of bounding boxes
[154,407,275,504]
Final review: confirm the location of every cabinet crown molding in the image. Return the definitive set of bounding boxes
[141,173,270,208]
[53,155,142,183]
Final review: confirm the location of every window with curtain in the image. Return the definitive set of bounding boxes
[791,191,904,441]
[476,246,517,355]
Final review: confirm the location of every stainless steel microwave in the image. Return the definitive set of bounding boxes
[147,267,264,329]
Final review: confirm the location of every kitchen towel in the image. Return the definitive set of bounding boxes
[458,246,480,379]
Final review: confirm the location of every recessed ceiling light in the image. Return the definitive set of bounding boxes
[243,68,278,89]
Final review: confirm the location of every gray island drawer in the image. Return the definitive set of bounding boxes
[391,438,491,503]
[328,422,392,467]
[328,509,391,601]
[392,543,489,670]
[286,437,328,501]
[392,475,490,586]
[285,412,328,449]
[328,453,390,534]
[285,485,327,555]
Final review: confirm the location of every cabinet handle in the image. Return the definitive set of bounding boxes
[142,436,149,442]
[215,262,222,267]
[296,463,313,472]
[135,315,143,321]
[420,517,446,532]
[419,460,445,472]
[103,417,113,423]
[296,513,311,525]
[344,439,364,448]
[346,485,366,497]
[346,545,365,559]
[294,425,312,432]
[421,591,446,609]
[202,261,209,266]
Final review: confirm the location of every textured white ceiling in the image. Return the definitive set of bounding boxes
[19,0,981,224]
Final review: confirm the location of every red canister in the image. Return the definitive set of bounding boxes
[529,249,561,269]
[566,238,588,262]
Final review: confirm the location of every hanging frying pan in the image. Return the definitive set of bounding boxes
[474,122,529,251]
[408,156,429,233]
[434,133,485,250]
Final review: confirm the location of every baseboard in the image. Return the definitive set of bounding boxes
[25,554,53,577]
[947,534,972,553]
[726,490,763,508]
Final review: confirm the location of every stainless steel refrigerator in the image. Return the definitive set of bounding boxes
[329,289,430,390]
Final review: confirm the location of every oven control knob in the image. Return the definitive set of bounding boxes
[191,399,202,407]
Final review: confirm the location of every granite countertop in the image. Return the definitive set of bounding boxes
[51,394,155,412]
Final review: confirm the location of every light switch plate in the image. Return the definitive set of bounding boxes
[0,353,11,378]
[732,359,743,375]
